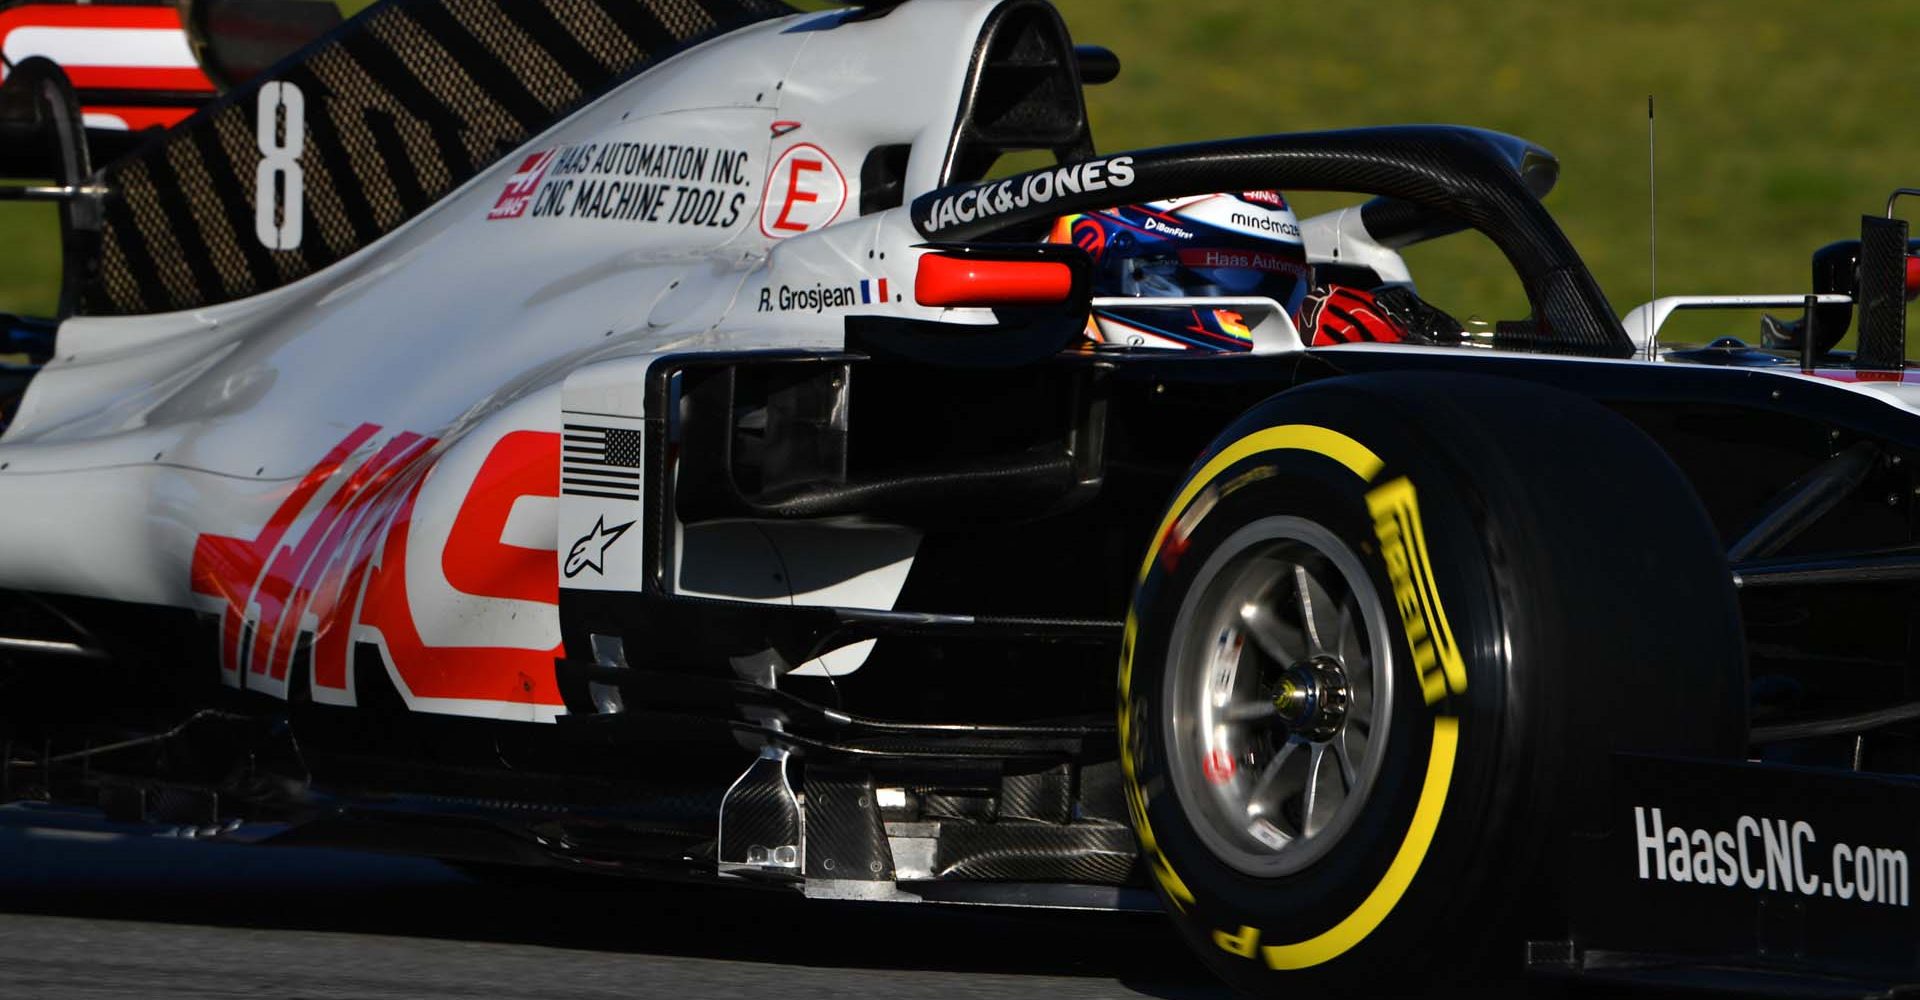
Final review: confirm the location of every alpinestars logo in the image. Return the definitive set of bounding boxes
[565,516,633,577]
[488,150,556,220]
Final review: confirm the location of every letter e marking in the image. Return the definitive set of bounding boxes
[760,143,847,239]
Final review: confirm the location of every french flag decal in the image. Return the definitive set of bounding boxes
[859,278,890,305]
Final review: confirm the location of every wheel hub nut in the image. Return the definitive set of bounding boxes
[1273,658,1349,742]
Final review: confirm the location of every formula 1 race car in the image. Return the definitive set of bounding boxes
[3,0,1920,996]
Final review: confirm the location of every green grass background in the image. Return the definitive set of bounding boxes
[1051,0,1920,341]
[9,0,1917,343]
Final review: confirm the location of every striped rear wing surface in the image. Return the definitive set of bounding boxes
[0,3,214,131]
[82,0,793,316]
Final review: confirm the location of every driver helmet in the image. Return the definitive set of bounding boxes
[1047,191,1311,351]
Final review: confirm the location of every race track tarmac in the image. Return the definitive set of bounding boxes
[0,804,1694,1000]
[0,804,1224,999]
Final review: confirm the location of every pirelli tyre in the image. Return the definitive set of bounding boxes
[1119,372,1745,996]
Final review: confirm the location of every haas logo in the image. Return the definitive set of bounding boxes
[488,150,555,220]
[191,425,568,721]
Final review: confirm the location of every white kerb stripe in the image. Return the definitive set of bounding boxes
[4,27,198,69]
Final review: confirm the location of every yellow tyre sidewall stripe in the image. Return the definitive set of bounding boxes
[1120,421,1463,972]
[1260,716,1459,969]
[1134,425,1385,586]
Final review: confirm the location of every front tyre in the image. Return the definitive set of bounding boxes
[1120,373,1743,997]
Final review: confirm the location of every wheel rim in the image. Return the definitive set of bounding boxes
[1163,515,1397,877]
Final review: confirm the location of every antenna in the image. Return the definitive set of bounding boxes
[1646,94,1657,358]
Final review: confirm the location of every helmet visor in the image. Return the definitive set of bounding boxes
[1120,247,1310,311]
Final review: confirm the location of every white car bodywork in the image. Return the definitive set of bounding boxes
[0,1,1024,721]
[3,0,1916,729]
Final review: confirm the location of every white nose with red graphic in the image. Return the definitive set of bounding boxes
[760,143,847,239]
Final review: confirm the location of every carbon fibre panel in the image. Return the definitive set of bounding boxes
[998,763,1072,824]
[716,747,800,870]
[802,767,892,881]
[931,818,1136,884]
[1855,214,1910,371]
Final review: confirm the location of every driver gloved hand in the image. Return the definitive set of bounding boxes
[1371,285,1465,346]
[1298,284,1464,347]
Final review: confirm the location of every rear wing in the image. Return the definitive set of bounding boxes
[0,2,216,139]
